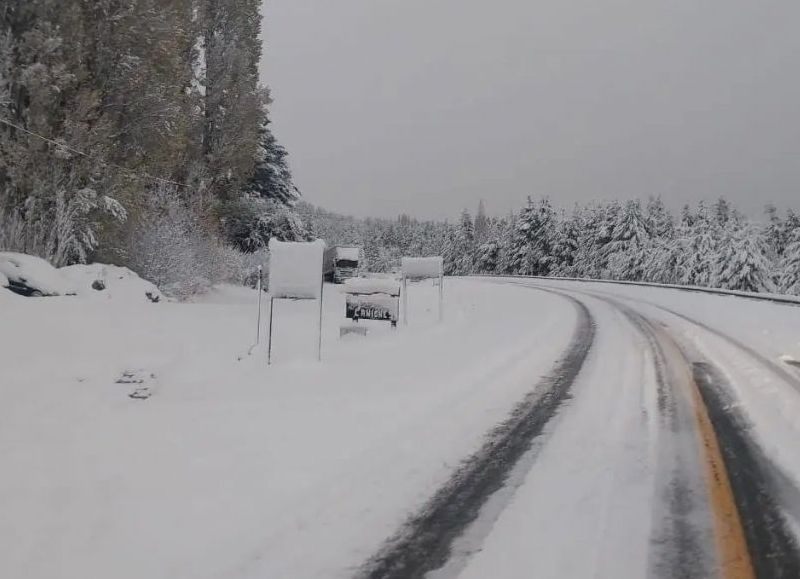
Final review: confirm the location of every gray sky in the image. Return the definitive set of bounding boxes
[260,1,800,220]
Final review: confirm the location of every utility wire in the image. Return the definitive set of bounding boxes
[0,116,188,188]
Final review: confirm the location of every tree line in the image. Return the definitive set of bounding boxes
[0,0,305,296]
[301,197,800,296]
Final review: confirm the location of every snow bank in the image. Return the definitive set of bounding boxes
[342,277,401,296]
[402,256,443,279]
[0,252,75,296]
[60,264,162,303]
[0,252,162,302]
[335,247,361,262]
[0,279,577,579]
[268,239,325,299]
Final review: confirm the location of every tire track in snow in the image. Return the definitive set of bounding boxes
[527,282,800,578]
[357,291,595,579]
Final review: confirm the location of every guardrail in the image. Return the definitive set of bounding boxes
[468,273,800,307]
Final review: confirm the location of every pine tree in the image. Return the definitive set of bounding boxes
[510,197,557,276]
[249,95,299,206]
[779,227,800,295]
[474,199,489,246]
[675,202,718,287]
[714,222,775,293]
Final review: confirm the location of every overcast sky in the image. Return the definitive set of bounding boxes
[260,1,800,220]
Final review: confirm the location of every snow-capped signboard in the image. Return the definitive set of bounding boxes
[401,256,444,324]
[268,239,325,299]
[266,239,326,364]
[342,278,401,327]
[401,257,443,280]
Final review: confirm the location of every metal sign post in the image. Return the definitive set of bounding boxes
[255,265,263,344]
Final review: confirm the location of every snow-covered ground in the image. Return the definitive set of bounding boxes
[4,274,800,578]
[0,278,576,579]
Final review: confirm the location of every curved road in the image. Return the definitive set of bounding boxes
[359,279,800,579]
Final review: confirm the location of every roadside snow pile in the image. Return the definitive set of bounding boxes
[342,277,401,296]
[0,252,161,302]
[0,252,75,296]
[60,264,162,303]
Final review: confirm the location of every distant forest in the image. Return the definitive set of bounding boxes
[301,198,800,296]
[2,4,798,297]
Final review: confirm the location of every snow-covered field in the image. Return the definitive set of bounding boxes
[4,273,800,578]
[0,278,576,579]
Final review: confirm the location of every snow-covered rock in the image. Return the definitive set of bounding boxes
[59,263,162,303]
[0,270,8,288]
[0,252,76,296]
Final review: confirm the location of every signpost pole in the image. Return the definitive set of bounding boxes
[255,265,262,344]
[402,274,408,325]
[438,272,444,322]
[317,276,324,362]
[267,297,275,365]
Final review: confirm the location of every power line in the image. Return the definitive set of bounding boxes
[0,116,188,188]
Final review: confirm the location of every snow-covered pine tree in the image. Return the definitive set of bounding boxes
[779,225,800,295]
[646,196,675,240]
[603,200,651,281]
[495,213,517,274]
[250,98,299,206]
[474,200,489,246]
[510,197,557,276]
[675,202,719,287]
[714,222,776,293]
[444,210,475,275]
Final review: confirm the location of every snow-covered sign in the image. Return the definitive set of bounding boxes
[342,277,401,296]
[268,239,325,299]
[401,257,443,280]
[401,256,444,324]
[343,278,401,326]
[266,239,326,364]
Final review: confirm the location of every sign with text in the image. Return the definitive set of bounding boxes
[345,293,399,323]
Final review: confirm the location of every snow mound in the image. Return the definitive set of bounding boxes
[60,264,162,303]
[0,270,8,288]
[342,277,401,296]
[0,252,75,296]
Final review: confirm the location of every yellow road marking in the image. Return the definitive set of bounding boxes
[687,379,754,579]
[656,326,754,579]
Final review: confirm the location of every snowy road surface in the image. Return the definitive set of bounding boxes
[2,278,800,578]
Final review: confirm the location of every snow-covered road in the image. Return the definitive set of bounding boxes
[442,278,800,579]
[2,278,800,578]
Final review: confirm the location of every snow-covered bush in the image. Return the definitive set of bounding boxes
[0,185,126,267]
[218,196,310,253]
[125,186,251,299]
